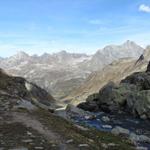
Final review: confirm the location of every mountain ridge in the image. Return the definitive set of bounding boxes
[65,46,150,105]
[0,40,144,99]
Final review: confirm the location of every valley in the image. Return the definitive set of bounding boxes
[1,0,150,149]
[0,41,143,100]
[0,41,150,150]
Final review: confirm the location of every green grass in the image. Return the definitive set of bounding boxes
[32,109,135,150]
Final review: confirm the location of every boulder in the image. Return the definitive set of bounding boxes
[102,125,112,129]
[136,147,148,150]
[121,72,150,90]
[77,101,99,112]
[101,116,110,122]
[86,93,99,102]
[132,90,150,119]
[111,126,130,136]
[78,62,150,120]
[66,104,92,118]
[129,133,150,143]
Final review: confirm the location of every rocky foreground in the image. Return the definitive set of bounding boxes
[78,61,150,120]
[0,69,134,150]
[75,61,150,149]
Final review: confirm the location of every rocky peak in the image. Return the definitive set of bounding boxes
[57,50,67,55]
[123,40,138,48]
[11,51,29,60]
[41,52,51,57]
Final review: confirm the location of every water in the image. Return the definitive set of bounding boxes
[72,112,150,149]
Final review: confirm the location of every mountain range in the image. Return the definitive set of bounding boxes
[0,40,144,100]
[66,46,150,105]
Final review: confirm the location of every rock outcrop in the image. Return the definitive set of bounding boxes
[78,62,150,120]
[0,68,55,111]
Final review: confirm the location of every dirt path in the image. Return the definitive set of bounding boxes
[12,112,78,150]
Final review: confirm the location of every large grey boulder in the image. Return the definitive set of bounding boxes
[129,133,150,143]
[66,104,93,118]
[78,62,150,120]
[111,126,130,136]
[132,90,150,119]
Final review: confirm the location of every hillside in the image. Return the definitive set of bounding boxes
[65,46,150,105]
[0,69,133,150]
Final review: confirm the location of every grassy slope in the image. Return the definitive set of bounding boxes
[32,109,134,150]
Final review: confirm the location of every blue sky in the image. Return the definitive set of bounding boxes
[0,0,150,57]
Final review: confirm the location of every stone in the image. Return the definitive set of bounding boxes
[139,135,150,143]
[34,147,44,150]
[78,101,99,112]
[132,90,150,119]
[78,144,89,147]
[78,63,150,120]
[75,125,89,131]
[101,116,110,122]
[129,133,150,143]
[66,104,91,117]
[22,139,33,143]
[111,126,130,136]
[66,139,73,144]
[108,143,117,147]
[140,114,147,120]
[86,93,100,102]
[136,146,148,150]
[102,125,112,129]
[101,143,108,149]
[14,99,37,110]
[129,133,139,143]
[27,131,32,136]
[84,115,96,120]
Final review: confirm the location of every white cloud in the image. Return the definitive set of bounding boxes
[139,4,150,13]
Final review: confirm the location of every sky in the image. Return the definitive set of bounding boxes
[0,0,150,57]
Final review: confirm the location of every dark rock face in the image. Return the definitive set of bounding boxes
[135,54,144,65]
[78,101,99,112]
[78,63,150,120]
[121,72,150,90]
[0,69,55,111]
[146,61,150,72]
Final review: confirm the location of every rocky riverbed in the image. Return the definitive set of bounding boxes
[64,104,150,150]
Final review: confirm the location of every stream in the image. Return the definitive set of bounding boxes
[72,112,150,149]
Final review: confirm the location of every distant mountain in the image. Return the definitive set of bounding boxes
[0,41,144,100]
[80,40,144,71]
[0,51,91,99]
[66,46,150,105]
[0,57,3,60]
